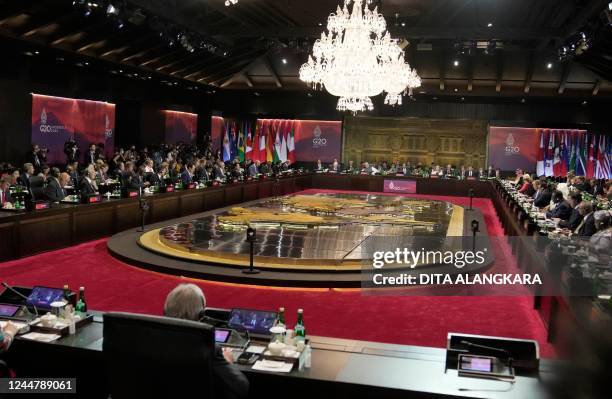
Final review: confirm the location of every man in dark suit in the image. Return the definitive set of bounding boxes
[149,165,168,187]
[121,162,144,190]
[163,284,249,399]
[212,161,226,180]
[533,182,552,208]
[181,163,195,186]
[0,176,13,207]
[546,191,572,220]
[247,160,259,177]
[84,144,98,166]
[25,145,42,171]
[575,202,597,237]
[18,163,34,191]
[45,168,69,203]
[79,167,99,196]
[558,193,583,231]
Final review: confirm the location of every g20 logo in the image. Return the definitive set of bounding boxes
[312,126,327,148]
[504,133,520,155]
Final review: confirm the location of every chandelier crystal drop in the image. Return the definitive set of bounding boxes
[299,0,421,113]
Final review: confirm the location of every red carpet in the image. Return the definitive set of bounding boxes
[0,192,555,358]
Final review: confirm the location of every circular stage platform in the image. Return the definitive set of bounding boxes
[108,192,493,287]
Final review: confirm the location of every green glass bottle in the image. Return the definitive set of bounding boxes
[276,307,285,327]
[294,309,305,341]
[75,286,87,314]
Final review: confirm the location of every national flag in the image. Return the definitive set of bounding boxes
[560,131,569,176]
[287,126,295,164]
[576,132,586,176]
[266,123,274,163]
[595,135,610,179]
[280,122,288,162]
[259,123,267,162]
[222,123,231,162]
[273,129,281,163]
[586,134,596,178]
[536,129,545,177]
[237,124,245,162]
[245,123,253,160]
[568,131,577,174]
[553,130,563,177]
[544,129,554,177]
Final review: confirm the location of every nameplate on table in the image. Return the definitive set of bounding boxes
[383,179,416,194]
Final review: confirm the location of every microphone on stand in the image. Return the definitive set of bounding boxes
[1,282,39,320]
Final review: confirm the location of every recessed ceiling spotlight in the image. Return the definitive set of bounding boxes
[460,97,465,101]
[432,97,438,100]
[307,92,313,97]
[487,22,493,28]
[419,91,426,94]
[254,92,261,96]
[401,22,406,27]
[282,58,287,64]
[521,98,526,103]
[318,22,323,26]
[546,62,553,69]
[453,60,459,67]
[84,61,89,65]
[454,88,458,92]
[582,100,588,106]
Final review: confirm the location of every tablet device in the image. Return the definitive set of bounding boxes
[215,328,231,344]
[26,286,65,310]
[227,308,278,336]
[0,303,20,318]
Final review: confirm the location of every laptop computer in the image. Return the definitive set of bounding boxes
[227,308,278,339]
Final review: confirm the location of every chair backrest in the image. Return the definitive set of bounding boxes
[29,176,45,200]
[103,312,215,399]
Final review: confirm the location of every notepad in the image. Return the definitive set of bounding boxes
[252,360,293,373]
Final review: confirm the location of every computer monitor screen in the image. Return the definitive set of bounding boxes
[0,303,20,317]
[26,286,65,309]
[214,328,231,343]
[227,308,277,335]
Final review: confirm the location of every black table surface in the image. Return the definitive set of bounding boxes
[6,311,554,399]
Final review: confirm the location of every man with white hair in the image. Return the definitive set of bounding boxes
[164,284,249,399]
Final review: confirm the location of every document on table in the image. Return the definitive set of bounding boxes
[20,332,62,343]
[245,345,266,354]
[252,360,293,373]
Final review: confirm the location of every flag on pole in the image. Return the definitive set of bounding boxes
[245,123,252,160]
[266,124,274,163]
[280,122,288,162]
[544,129,554,177]
[287,126,295,164]
[560,131,569,176]
[222,123,231,162]
[595,135,610,179]
[553,130,563,177]
[273,129,281,163]
[576,132,586,176]
[568,131,577,174]
[536,129,545,177]
[237,124,245,162]
[586,134,596,178]
[259,123,267,162]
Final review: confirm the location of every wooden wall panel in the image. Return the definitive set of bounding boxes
[18,214,71,256]
[0,222,16,261]
[343,116,488,168]
[73,206,115,244]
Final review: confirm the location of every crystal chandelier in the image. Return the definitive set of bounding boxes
[299,0,421,113]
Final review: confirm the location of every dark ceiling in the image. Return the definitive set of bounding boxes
[1,0,611,98]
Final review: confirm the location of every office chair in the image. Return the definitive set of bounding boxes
[103,312,215,399]
[28,176,45,200]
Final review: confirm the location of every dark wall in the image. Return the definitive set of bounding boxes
[0,39,212,166]
[211,90,612,132]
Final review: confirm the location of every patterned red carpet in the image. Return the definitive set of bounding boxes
[0,191,555,357]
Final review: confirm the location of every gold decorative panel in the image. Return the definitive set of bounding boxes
[343,116,487,168]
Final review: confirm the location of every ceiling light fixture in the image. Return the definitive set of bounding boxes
[225,0,238,6]
[299,0,420,113]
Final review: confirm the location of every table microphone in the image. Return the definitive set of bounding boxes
[1,282,39,319]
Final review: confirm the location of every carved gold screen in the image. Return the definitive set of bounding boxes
[343,116,488,168]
